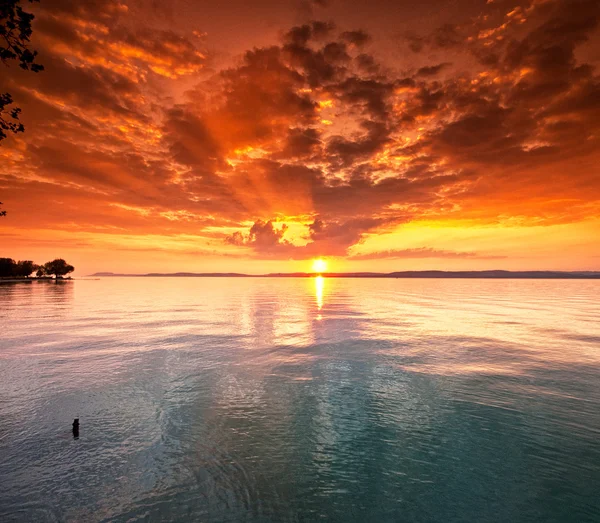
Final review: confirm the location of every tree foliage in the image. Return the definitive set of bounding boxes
[1,0,44,142]
[0,201,6,217]
[15,259,36,276]
[0,257,15,276]
[0,257,74,278]
[43,258,75,278]
[0,257,38,277]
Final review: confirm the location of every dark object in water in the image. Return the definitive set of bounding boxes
[72,418,79,439]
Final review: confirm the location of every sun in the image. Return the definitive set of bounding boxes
[311,258,328,273]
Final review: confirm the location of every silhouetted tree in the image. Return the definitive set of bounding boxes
[1,0,44,142]
[0,257,16,276]
[15,259,35,276]
[44,258,74,279]
[0,201,6,216]
[0,258,73,278]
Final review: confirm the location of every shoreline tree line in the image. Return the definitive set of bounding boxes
[0,258,74,279]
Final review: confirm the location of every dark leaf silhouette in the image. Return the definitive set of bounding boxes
[0,258,39,277]
[0,257,74,278]
[1,0,44,142]
[43,258,75,279]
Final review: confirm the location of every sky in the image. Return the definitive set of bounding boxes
[1,0,599,275]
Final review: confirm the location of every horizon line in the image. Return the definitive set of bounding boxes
[87,270,600,279]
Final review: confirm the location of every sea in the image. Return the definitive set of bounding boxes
[0,277,599,522]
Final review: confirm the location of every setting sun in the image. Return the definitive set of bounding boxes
[312,258,328,273]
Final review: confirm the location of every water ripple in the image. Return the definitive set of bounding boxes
[1,278,599,522]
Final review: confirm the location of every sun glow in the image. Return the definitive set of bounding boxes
[311,258,328,273]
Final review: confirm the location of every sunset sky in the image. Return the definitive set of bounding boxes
[1,0,599,274]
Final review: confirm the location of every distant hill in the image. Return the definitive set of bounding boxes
[91,271,248,277]
[89,271,600,279]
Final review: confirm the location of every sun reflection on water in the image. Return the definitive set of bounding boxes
[315,276,324,319]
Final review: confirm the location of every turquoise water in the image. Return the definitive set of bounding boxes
[0,277,599,522]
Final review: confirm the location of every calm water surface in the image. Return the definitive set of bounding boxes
[1,277,599,522]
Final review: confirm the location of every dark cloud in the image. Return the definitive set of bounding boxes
[224,216,389,258]
[164,108,222,169]
[225,220,290,253]
[217,46,317,145]
[340,30,372,47]
[333,76,398,118]
[306,217,386,255]
[279,127,322,158]
[355,53,379,73]
[284,21,335,46]
[405,23,462,53]
[249,220,289,248]
[327,119,392,165]
[415,63,451,77]
[322,41,351,63]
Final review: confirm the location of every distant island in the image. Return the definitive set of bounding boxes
[90,271,600,279]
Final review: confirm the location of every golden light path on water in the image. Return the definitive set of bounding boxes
[315,276,324,320]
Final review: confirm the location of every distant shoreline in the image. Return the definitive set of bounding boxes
[88,271,600,279]
[0,277,73,284]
